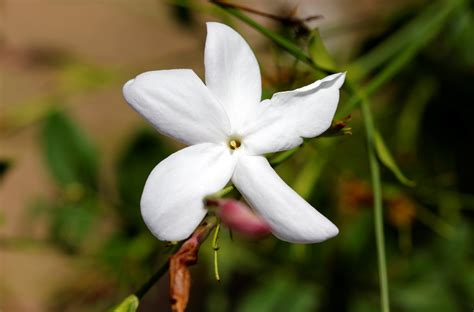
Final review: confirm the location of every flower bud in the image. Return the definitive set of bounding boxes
[208,199,271,237]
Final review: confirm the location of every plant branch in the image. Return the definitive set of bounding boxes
[135,260,171,300]
[211,0,322,26]
[360,97,390,312]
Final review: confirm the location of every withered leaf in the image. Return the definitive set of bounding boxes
[169,217,216,312]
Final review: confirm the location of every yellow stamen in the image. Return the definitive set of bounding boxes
[228,139,241,150]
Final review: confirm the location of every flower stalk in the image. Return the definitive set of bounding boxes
[212,222,221,282]
[360,98,390,312]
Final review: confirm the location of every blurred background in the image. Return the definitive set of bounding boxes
[1,0,473,311]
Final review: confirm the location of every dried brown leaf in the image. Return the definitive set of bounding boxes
[169,218,216,312]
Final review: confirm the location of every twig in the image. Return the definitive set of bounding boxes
[211,0,323,38]
[210,0,322,26]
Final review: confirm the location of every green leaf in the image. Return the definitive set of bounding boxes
[308,29,337,71]
[49,198,99,252]
[392,276,458,311]
[395,77,436,154]
[339,210,373,260]
[111,295,139,312]
[374,131,415,187]
[41,111,98,189]
[292,142,331,198]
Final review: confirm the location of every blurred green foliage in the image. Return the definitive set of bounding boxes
[42,111,99,190]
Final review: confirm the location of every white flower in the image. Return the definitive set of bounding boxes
[123,22,345,244]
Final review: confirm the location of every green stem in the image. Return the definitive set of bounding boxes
[415,205,456,239]
[269,145,302,167]
[134,243,181,299]
[360,97,390,312]
[212,222,222,282]
[209,185,235,198]
[135,261,170,300]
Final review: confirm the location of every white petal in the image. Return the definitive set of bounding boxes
[242,73,345,155]
[205,22,262,131]
[141,143,235,241]
[232,155,338,243]
[123,69,231,145]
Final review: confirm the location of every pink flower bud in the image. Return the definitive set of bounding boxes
[210,199,271,237]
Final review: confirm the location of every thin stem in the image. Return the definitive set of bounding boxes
[361,97,390,312]
[134,243,182,299]
[135,260,170,299]
[212,1,329,73]
[269,145,302,167]
[208,185,235,199]
[415,205,456,239]
[212,222,222,282]
[133,242,182,300]
[211,0,322,25]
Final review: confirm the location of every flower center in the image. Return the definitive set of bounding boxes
[228,137,242,150]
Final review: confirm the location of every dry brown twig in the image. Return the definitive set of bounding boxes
[210,0,323,37]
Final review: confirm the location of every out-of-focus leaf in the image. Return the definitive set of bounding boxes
[38,111,100,251]
[347,0,463,81]
[116,129,171,229]
[308,29,337,71]
[99,232,158,285]
[445,8,474,67]
[292,141,333,198]
[49,198,98,252]
[238,275,318,312]
[374,131,415,187]
[349,297,379,312]
[41,111,98,189]
[204,233,264,280]
[339,210,372,259]
[392,276,457,311]
[396,77,436,154]
[111,294,139,312]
